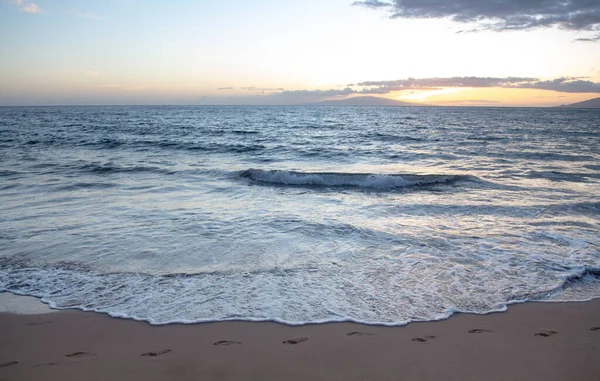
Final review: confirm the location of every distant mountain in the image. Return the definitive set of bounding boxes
[307,96,424,107]
[557,97,600,108]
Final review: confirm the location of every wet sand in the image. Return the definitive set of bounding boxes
[0,298,599,381]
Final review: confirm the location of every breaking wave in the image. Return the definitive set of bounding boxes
[240,169,472,189]
[1,258,598,326]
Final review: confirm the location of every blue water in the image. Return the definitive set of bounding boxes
[1,106,599,325]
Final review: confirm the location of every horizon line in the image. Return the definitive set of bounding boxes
[0,104,576,108]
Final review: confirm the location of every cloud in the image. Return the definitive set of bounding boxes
[575,33,600,42]
[205,76,600,105]
[72,10,106,20]
[352,0,391,9]
[217,87,285,92]
[21,3,41,13]
[95,84,146,91]
[240,87,285,91]
[354,77,538,93]
[268,76,600,104]
[511,77,600,93]
[11,0,43,13]
[276,87,356,97]
[353,0,600,34]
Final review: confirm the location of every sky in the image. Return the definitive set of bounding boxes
[1,0,600,106]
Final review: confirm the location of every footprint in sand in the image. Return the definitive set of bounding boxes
[534,330,557,337]
[65,352,97,358]
[591,327,600,331]
[346,332,373,337]
[34,362,57,367]
[0,361,18,368]
[468,329,494,334]
[213,341,242,346]
[141,349,172,357]
[283,338,308,345]
[412,336,435,343]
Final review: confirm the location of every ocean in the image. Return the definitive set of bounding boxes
[0,105,599,325]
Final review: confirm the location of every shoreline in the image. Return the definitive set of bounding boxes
[1,296,599,381]
[3,290,599,327]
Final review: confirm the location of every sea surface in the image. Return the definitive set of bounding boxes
[0,105,599,325]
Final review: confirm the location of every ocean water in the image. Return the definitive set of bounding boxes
[0,105,599,325]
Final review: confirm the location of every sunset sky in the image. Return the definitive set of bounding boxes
[1,0,600,106]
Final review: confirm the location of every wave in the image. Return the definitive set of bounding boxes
[543,267,600,303]
[564,267,600,285]
[0,170,24,177]
[239,169,471,189]
[1,258,598,326]
[524,170,600,182]
[77,163,175,175]
[55,182,119,191]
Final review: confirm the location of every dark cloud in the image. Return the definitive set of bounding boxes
[511,77,600,93]
[351,76,600,94]
[263,77,600,104]
[352,0,391,9]
[575,33,600,41]
[218,86,285,92]
[353,0,600,34]
[355,77,537,93]
[262,77,600,104]
[204,77,600,105]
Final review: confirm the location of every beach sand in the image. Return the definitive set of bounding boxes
[0,295,599,381]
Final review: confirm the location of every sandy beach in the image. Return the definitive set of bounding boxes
[0,296,598,381]
[3,0,600,379]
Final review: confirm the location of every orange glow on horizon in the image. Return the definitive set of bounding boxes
[376,87,599,107]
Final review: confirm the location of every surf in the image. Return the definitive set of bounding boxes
[239,169,472,190]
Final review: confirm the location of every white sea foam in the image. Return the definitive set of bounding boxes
[1,256,598,325]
